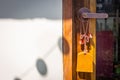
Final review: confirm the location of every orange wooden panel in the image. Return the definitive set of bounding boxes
[63,19,73,80]
[76,52,93,72]
[63,0,74,80]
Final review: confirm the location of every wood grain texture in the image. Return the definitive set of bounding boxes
[73,0,96,80]
[62,0,73,80]
[89,0,96,80]
[63,0,96,80]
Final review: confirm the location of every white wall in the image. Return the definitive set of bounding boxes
[0,19,63,80]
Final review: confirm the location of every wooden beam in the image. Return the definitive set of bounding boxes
[89,0,96,80]
[62,0,73,80]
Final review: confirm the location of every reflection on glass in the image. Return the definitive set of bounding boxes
[96,0,120,79]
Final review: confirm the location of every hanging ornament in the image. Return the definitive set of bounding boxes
[79,19,92,54]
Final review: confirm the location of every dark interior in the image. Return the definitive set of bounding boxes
[96,0,120,80]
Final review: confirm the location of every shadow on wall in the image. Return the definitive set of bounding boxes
[14,37,69,80]
[0,0,62,19]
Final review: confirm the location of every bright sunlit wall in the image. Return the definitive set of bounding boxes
[0,0,62,80]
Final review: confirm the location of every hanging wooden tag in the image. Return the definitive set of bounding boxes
[76,52,93,72]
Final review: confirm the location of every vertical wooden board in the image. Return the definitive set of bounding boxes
[72,0,84,80]
[62,0,73,80]
[89,0,96,80]
[63,19,72,80]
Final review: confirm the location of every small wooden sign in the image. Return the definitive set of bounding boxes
[76,52,93,72]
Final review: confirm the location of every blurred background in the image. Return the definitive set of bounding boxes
[0,0,62,19]
[0,0,63,80]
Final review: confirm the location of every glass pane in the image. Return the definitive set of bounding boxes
[96,0,120,79]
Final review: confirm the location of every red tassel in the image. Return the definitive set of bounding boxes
[88,33,92,38]
[79,39,84,44]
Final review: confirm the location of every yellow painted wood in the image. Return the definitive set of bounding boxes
[63,0,96,80]
[76,0,96,80]
[76,52,93,72]
[89,0,96,80]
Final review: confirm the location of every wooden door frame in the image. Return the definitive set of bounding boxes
[62,0,96,80]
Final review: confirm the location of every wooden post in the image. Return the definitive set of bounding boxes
[62,0,74,80]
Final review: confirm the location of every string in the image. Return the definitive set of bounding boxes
[79,18,90,54]
[79,17,88,35]
[79,18,83,35]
